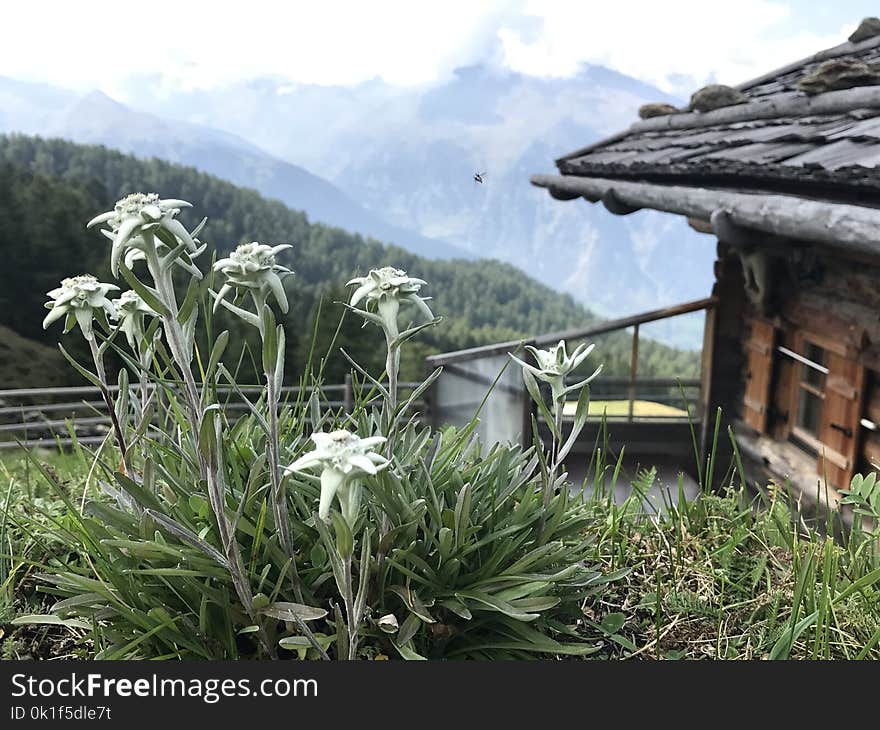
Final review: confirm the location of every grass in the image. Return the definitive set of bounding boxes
[572,399,688,418]
[2,442,879,659]
[577,469,880,660]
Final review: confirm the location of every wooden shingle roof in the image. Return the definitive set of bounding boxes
[531,24,880,257]
[552,32,880,202]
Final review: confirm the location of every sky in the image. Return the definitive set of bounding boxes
[0,1,875,97]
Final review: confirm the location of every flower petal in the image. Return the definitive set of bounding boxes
[158,199,192,210]
[285,452,322,473]
[162,217,197,252]
[266,272,289,314]
[348,454,378,475]
[349,282,373,308]
[212,283,234,314]
[42,305,68,330]
[111,218,141,276]
[86,210,115,228]
[319,469,345,520]
[358,436,387,449]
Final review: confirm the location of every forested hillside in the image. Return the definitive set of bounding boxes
[0,134,699,385]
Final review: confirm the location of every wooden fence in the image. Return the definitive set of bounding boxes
[0,378,425,450]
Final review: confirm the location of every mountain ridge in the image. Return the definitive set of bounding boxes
[0,77,468,261]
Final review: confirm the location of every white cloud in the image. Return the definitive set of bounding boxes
[498,1,854,93]
[0,0,513,92]
[0,0,859,96]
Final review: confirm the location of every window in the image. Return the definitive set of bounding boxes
[776,338,830,456]
[761,322,865,489]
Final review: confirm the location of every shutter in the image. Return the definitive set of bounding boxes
[816,352,865,490]
[742,319,776,433]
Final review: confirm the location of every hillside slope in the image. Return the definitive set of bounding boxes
[0,134,698,386]
[0,78,465,260]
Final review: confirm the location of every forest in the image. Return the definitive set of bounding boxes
[0,133,699,385]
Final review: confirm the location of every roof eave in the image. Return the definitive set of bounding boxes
[531,172,880,258]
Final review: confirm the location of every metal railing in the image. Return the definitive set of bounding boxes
[0,377,426,449]
[425,297,715,448]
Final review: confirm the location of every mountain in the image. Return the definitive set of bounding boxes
[118,64,717,347]
[0,78,466,260]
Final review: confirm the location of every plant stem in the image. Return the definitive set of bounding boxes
[342,555,358,660]
[386,339,398,414]
[545,394,564,510]
[144,238,201,422]
[252,288,303,601]
[206,418,274,658]
[265,365,303,602]
[141,233,269,655]
[88,337,131,476]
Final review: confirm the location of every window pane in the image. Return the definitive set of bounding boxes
[797,389,822,435]
[802,342,826,388]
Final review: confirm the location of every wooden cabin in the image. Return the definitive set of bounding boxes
[530,21,880,511]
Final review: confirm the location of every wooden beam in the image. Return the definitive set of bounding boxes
[602,188,641,215]
[688,217,713,234]
[710,209,795,252]
[531,173,880,258]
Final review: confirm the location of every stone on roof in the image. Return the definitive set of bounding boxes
[638,102,680,119]
[797,58,880,94]
[849,17,880,44]
[689,85,748,112]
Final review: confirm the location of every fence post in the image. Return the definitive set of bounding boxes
[628,324,640,422]
[343,374,353,414]
[520,379,536,449]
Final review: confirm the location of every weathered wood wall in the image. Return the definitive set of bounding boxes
[710,236,880,497]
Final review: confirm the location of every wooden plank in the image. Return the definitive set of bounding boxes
[783,140,880,170]
[741,318,776,433]
[816,351,866,489]
[771,338,795,439]
[781,296,869,356]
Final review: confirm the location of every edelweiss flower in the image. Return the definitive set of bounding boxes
[113,290,159,350]
[87,193,195,277]
[43,275,119,340]
[213,242,293,313]
[347,266,433,334]
[511,340,602,402]
[284,430,389,522]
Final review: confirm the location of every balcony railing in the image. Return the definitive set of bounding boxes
[425,297,715,451]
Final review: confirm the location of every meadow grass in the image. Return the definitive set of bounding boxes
[2,441,879,660]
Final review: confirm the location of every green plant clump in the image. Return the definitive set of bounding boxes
[10,194,611,660]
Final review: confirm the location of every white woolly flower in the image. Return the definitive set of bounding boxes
[511,340,602,402]
[87,193,195,277]
[213,242,293,314]
[347,266,433,336]
[284,430,389,523]
[113,290,159,350]
[43,275,119,340]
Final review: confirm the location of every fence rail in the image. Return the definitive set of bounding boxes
[0,379,426,450]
